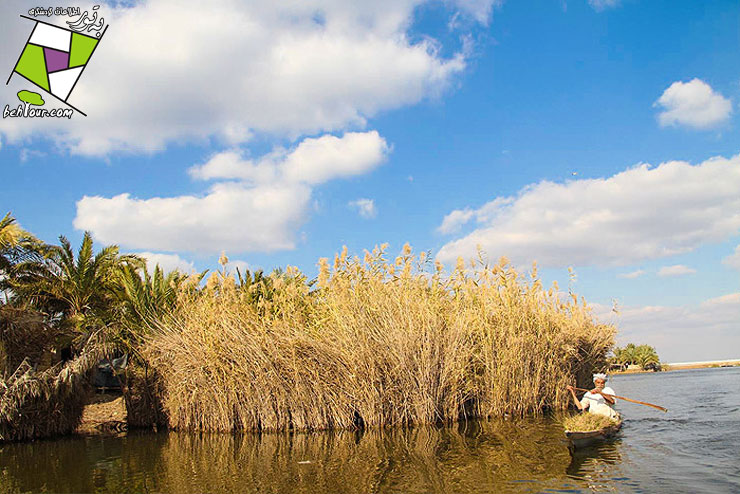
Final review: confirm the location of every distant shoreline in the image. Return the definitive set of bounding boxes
[612,359,740,375]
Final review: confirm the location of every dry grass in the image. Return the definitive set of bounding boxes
[0,346,99,441]
[562,413,618,432]
[124,363,169,429]
[0,306,59,378]
[145,245,615,432]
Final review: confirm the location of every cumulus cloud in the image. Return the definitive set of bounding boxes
[655,79,732,129]
[594,293,740,362]
[348,198,377,219]
[657,264,696,277]
[437,208,475,234]
[136,252,196,274]
[618,269,645,279]
[76,183,312,253]
[437,153,740,268]
[190,131,389,185]
[0,0,490,156]
[75,131,388,253]
[723,245,740,270]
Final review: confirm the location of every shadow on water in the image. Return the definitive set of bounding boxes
[0,430,169,493]
[0,418,628,493]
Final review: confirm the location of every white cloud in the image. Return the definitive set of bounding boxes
[224,259,251,277]
[188,151,277,183]
[437,153,740,268]
[588,0,620,11]
[0,0,490,156]
[618,269,645,279]
[657,264,696,277]
[190,132,389,185]
[594,293,740,362]
[438,208,474,234]
[76,181,311,253]
[349,198,377,219]
[136,252,196,274]
[75,131,388,253]
[723,245,740,270]
[655,79,732,129]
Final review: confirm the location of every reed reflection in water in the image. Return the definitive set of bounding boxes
[0,417,630,493]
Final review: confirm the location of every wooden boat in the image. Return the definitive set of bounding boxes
[565,415,622,453]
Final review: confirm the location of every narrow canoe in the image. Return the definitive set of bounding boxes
[565,416,622,453]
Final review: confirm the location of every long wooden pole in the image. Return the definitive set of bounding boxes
[572,387,668,412]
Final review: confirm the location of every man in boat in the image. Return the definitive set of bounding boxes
[566,373,619,419]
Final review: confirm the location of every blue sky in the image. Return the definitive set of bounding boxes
[1,0,738,361]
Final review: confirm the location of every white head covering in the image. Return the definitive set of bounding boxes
[593,373,608,382]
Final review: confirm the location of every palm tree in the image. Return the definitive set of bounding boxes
[0,213,43,293]
[9,232,142,350]
[0,214,49,373]
[611,343,660,370]
[113,263,197,354]
[634,344,660,369]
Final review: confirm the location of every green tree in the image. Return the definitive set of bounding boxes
[0,213,52,374]
[611,343,660,370]
[634,344,660,369]
[0,213,43,286]
[9,232,142,350]
[113,263,203,355]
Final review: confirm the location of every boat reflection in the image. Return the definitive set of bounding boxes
[566,439,625,492]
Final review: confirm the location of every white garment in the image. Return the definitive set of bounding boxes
[581,387,619,419]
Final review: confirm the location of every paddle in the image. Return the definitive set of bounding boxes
[571,386,668,412]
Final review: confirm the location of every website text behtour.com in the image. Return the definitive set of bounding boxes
[3,103,74,119]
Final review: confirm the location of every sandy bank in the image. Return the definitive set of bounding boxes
[76,392,127,435]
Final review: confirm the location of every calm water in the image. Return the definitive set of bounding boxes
[1,367,738,493]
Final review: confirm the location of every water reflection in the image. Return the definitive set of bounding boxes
[3,370,738,493]
[0,418,628,493]
[0,431,168,493]
[566,440,624,493]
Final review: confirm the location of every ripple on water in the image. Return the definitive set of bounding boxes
[0,369,739,493]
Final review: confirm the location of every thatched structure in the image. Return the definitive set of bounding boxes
[0,347,99,442]
[0,306,59,378]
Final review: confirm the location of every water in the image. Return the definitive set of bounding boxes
[0,367,738,493]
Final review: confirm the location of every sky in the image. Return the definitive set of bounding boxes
[1,0,738,362]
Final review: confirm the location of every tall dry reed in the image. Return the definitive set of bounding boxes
[145,245,614,432]
[0,346,99,441]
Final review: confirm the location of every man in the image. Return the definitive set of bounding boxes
[566,373,619,419]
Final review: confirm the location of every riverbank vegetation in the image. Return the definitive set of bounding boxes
[147,245,615,432]
[0,213,139,440]
[0,212,616,439]
[609,343,661,371]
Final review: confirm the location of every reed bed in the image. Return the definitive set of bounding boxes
[146,245,615,433]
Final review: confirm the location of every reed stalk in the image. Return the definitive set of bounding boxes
[146,245,615,432]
